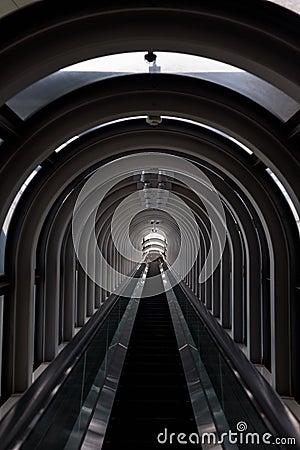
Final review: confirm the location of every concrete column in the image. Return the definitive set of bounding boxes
[63,232,76,341]
[77,264,87,326]
[221,242,231,329]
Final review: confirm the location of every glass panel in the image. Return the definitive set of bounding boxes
[22,268,143,450]
[165,270,281,449]
[6,52,298,121]
[266,0,300,14]
[22,298,129,450]
[0,296,3,400]
[62,52,242,73]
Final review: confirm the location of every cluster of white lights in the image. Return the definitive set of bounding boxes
[142,231,167,257]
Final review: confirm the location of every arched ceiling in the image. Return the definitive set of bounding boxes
[267,0,300,14]
[0,0,299,424]
[1,0,299,20]
[0,0,299,318]
[6,51,299,122]
[0,1,299,104]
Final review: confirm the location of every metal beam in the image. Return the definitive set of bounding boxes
[0,104,23,139]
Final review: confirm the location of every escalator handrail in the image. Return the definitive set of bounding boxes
[0,264,145,449]
[169,269,300,444]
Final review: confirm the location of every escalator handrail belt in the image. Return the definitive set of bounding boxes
[0,265,144,448]
[177,277,300,442]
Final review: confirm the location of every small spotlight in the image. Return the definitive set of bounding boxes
[146,115,162,126]
[144,51,157,64]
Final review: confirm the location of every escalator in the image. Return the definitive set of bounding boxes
[102,261,198,449]
[0,261,299,449]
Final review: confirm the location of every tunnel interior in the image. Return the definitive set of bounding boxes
[0,1,299,448]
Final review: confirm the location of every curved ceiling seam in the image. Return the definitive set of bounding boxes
[2,126,292,312]
[38,165,264,296]
[2,125,290,266]
[47,117,300,248]
[0,134,290,272]
[0,0,299,22]
[29,157,282,324]
[38,171,258,316]
[8,152,253,292]
[0,89,296,232]
[0,3,299,107]
[0,115,260,243]
[7,53,298,122]
[3,113,298,248]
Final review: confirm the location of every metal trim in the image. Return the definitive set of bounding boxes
[80,270,146,449]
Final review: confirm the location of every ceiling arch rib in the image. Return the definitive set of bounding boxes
[89,169,249,279]
[32,154,253,348]
[266,0,300,14]
[0,0,299,105]
[2,112,296,286]
[0,74,299,238]
[12,148,270,380]
[2,114,298,318]
[91,169,270,370]
[89,176,253,348]
[6,52,298,122]
[37,154,267,334]
[3,110,298,278]
[0,0,299,21]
